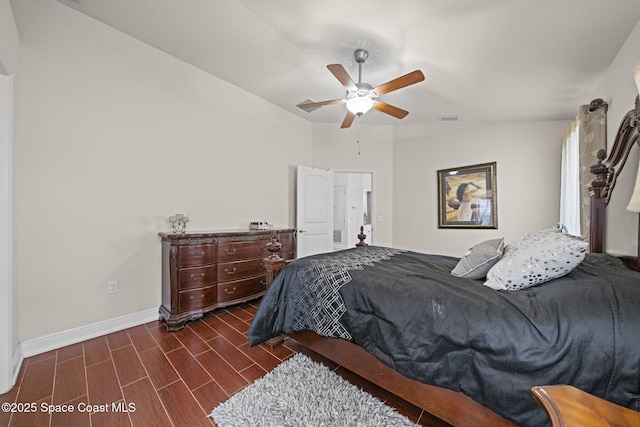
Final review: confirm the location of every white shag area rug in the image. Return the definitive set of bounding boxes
[211,353,419,427]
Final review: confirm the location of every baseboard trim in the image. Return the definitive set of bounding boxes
[20,308,159,358]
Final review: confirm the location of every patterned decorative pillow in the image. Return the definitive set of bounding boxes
[451,238,505,279]
[483,228,587,290]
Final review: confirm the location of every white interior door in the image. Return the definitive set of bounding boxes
[296,165,333,258]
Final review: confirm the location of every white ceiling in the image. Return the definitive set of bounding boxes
[54,0,640,127]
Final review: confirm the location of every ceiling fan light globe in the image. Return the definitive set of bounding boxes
[346,96,374,115]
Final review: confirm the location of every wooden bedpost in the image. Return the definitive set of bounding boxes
[589,149,609,253]
[264,231,284,288]
[356,225,368,247]
[262,232,287,347]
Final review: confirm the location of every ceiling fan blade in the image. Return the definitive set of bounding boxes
[373,101,409,119]
[296,99,344,110]
[327,64,357,91]
[373,70,425,95]
[340,111,356,128]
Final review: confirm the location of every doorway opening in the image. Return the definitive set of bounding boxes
[295,166,376,258]
[333,170,374,250]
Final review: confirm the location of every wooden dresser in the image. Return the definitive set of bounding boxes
[532,385,640,427]
[159,229,295,331]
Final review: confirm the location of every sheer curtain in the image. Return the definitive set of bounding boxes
[560,101,607,238]
[560,119,580,235]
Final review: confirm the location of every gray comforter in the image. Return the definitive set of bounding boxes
[248,247,640,426]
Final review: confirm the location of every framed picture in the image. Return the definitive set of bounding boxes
[437,162,497,229]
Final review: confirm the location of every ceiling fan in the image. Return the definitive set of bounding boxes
[296,49,425,128]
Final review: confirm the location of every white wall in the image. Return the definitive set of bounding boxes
[311,123,394,247]
[590,20,640,256]
[11,0,312,342]
[393,121,569,255]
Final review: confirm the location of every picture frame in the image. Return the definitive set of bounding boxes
[437,162,497,229]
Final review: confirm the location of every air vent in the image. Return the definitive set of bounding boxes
[438,115,461,122]
[296,99,322,113]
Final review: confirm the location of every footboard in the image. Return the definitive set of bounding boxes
[289,330,515,427]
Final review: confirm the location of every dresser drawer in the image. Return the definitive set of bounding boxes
[178,245,216,267]
[217,276,267,303]
[218,240,269,262]
[178,287,216,312]
[217,258,265,282]
[179,265,216,290]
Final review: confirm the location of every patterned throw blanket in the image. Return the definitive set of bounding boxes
[292,247,405,340]
[264,246,404,340]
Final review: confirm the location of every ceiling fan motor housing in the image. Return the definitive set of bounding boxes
[350,83,375,97]
[353,48,369,64]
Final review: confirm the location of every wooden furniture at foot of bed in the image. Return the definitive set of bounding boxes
[532,385,640,427]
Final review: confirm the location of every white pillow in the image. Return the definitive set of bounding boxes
[484,228,587,290]
[451,238,505,279]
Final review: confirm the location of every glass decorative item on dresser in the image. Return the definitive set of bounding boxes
[169,214,189,234]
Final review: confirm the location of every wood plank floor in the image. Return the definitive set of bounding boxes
[0,301,451,427]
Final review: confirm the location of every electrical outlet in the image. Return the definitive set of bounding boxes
[108,280,118,293]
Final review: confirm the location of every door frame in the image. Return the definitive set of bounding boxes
[0,72,14,393]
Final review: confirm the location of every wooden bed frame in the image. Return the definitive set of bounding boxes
[262,96,640,427]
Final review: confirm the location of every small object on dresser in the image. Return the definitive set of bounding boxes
[169,213,189,234]
[250,221,273,230]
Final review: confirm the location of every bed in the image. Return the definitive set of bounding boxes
[248,96,640,427]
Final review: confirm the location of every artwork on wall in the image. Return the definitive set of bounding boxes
[437,162,498,229]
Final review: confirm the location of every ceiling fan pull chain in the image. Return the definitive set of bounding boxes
[357,116,361,155]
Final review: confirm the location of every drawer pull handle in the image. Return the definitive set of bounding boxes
[224,267,237,275]
[225,248,237,255]
[190,273,205,281]
[224,287,237,295]
[189,293,205,303]
[191,251,205,259]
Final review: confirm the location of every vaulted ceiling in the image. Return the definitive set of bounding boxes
[54,0,640,126]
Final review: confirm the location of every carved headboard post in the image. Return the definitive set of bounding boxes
[589,95,640,267]
[589,150,609,253]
